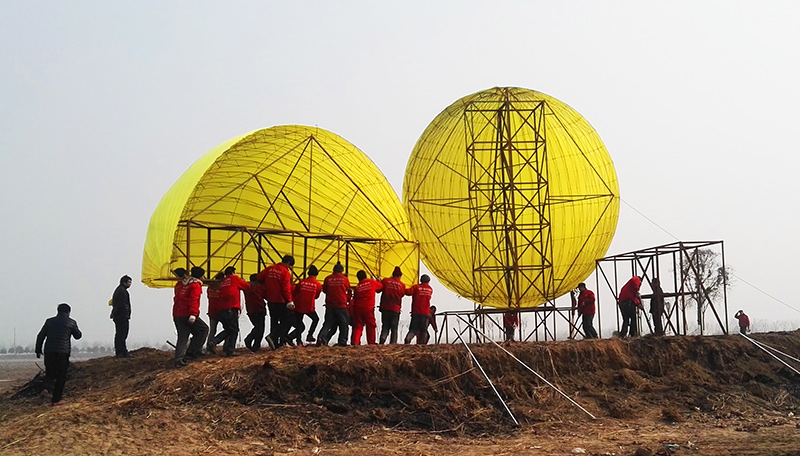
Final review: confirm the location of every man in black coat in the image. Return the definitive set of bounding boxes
[35,303,82,406]
[110,275,132,358]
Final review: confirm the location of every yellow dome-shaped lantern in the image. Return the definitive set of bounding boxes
[403,87,619,308]
[143,125,418,287]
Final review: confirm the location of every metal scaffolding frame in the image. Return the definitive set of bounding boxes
[464,95,555,308]
[174,220,419,281]
[594,241,729,336]
[437,303,580,344]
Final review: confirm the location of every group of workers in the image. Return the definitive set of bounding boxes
[169,255,437,367]
[31,270,755,405]
[610,275,751,337]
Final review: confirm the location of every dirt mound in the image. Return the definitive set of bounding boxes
[1,332,800,455]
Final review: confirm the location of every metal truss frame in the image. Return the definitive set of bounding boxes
[464,91,554,307]
[594,240,729,336]
[174,220,419,281]
[436,304,578,344]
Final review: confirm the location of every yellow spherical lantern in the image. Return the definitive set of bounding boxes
[403,87,619,308]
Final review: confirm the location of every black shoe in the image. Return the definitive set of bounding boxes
[224,351,239,357]
[284,338,296,347]
[306,335,316,343]
[174,359,187,368]
[244,335,253,350]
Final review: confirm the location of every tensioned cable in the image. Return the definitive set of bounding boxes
[621,198,800,316]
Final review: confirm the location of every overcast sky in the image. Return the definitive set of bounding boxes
[2,1,799,348]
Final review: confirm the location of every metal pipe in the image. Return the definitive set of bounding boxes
[747,336,800,365]
[741,334,800,376]
[456,315,596,419]
[454,327,519,426]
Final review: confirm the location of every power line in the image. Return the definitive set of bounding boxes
[730,273,800,315]
[620,198,680,240]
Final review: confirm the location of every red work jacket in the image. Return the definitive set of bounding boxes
[578,289,596,315]
[206,286,221,319]
[294,276,322,314]
[503,311,519,328]
[322,273,351,308]
[258,263,293,303]
[218,274,250,311]
[352,279,383,311]
[243,282,266,315]
[406,283,433,316]
[379,277,406,312]
[173,279,202,318]
[618,277,642,306]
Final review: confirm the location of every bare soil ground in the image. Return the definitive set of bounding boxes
[1,332,799,456]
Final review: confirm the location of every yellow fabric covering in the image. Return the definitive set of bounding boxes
[143,125,417,287]
[403,87,619,308]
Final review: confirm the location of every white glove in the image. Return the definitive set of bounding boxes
[188,315,196,324]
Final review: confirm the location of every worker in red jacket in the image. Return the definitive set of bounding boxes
[205,272,224,354]
[735,310,750,334]
[503,311,519,342]
[211,266,250,356]
[618,276,642,338]
[257,255,295,348]
[404,274,434,344]
[243,274,267,352]
[289,265,322,345]
[379,266,407,344]
[172,266,210,367]
[317,262,352,346]
[350,270,383,345]
[576,283,598,339]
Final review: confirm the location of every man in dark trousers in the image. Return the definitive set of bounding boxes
[214,266,250,356]
[110,275,132,358]
[618,276,642,337]
[735,310,750,334]
[257,255,295,348]
[503,310,519,342]
[649,278,665,336]
[35,303,82,406]
[404,274,434,344]
[173,267,210,367]
[243,274,266,352]
[576,283,599,339]
[290,265,323,345]
[317,262,351,346]
[379,266,407,344]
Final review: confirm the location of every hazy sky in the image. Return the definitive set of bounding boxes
[2,1,799,348]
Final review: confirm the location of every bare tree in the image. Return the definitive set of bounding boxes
[679,248,732,333]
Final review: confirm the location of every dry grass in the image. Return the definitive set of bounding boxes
[2,330,800,449]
